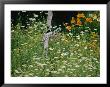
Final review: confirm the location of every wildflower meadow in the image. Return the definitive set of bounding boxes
[11,11,100,77]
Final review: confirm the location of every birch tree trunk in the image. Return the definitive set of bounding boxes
[47,11,53,30]
[43,11,53,58]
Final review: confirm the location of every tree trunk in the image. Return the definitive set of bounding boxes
[47,11,53,30]
[43,11,53,58]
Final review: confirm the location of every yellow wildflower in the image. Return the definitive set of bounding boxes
[86,18,92,23]
[71,17,76,24]
[92,14,97,20]
[76,18,82,26]
[66,26,71,31]
[77,13,85,18]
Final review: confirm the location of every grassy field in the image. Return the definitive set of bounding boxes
[11,12,100,77]
[11,20,100,77]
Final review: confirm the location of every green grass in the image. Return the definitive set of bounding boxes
[11,21,100,77]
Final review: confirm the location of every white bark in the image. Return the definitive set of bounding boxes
[47,11,53,29]
[43,11,53,58]
[43,11,62,58]
[43,32,52,49]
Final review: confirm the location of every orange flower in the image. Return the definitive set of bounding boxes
[76,18,82,26]
[77,13,85,18]
[86,18,92,22]
[66,26,71,31]
[71,17,76,24]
